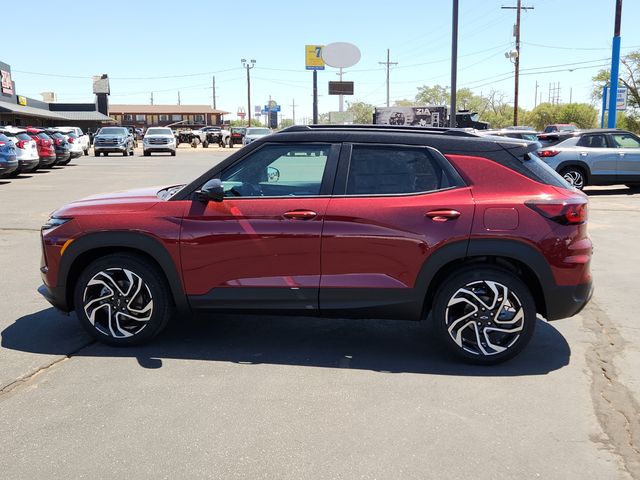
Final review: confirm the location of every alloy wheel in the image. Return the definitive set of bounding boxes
[82,268,154,338]
[562,170,584,189]
[445,280,524,356]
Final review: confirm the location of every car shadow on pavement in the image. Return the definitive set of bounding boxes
[2,308,571,377]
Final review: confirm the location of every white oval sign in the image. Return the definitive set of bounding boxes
[321,42,361,68]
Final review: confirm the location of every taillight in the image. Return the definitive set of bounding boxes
[68,137,75,143]
[526,200,587,225]
[0,141,5,146]
[54,138,62,146]
[537,150,560,157]
[16,140,26,149]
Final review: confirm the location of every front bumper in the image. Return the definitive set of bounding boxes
[545,281,593,321]
[38,283,70,312]
[144,144,176,153]
[95,145,128,153]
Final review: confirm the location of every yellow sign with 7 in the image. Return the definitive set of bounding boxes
[305,45,325,70]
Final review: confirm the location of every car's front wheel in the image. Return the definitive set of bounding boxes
[432,267,536,365]
[74,254,172,346]
[560,167,586,190]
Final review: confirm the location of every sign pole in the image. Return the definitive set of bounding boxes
[450,0,459,127]
[601,85,608,128]
[607,0,623,128]
[313,70,318,124]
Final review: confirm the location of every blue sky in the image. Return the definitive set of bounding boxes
[3,0,640,122]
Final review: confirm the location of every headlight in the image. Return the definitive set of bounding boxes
[42,216,72,231]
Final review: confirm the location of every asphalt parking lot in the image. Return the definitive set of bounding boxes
[1,146,639,479]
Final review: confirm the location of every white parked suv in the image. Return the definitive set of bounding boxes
[143,127,177,156]
[57,126,90,155]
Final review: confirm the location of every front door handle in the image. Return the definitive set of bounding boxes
[580,152,588,157]
[426,209,461,222]
[283,210,317,220]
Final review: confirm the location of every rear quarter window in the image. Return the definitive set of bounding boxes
[520,152,571,188]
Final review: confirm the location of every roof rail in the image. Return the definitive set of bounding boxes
[277,124,479,137]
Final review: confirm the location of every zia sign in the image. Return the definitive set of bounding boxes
[0,61,13,96]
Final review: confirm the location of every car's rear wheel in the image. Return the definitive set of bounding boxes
[74,254,172,346]
[560,167,586,190]
[432,267,536,365]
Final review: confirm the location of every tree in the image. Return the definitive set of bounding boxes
[557,103,597,129]
[393,99,414,107]
[591,49,640,118]
[415,84,449,105]
[527,103,562,131]
[279,118,294,129]
[346,101,375,124]
[230,118,264,127]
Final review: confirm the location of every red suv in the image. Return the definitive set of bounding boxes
[25,128,57,168]
[39,125,593,364]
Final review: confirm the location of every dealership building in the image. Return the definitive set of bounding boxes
[108,104,228,128]
[0,61,114,128]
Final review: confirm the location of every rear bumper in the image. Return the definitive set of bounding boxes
[0,162,19,176]
[545,281,593,321]
[39,155,57,167]
[56,152,71,162]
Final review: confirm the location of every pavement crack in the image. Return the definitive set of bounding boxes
[583,301,640,479]
[0,341,95,399]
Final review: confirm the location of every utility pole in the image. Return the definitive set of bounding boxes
[212,76,217,110]
[502,1,534,125]
[241,58,256,127]
[150,92,154,106]
[290,98,297,124]
[177,91,181,105]
[607,0,623,128]
[378,49,398,107]
[534,81,538,108]
[450,0,459,127]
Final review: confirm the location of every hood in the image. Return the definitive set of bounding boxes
[144,134,174,139]
[53,186,165,217]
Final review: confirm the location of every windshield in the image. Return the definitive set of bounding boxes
[246,128,271,135]
[99,127,128,135]
[146,128,173,136]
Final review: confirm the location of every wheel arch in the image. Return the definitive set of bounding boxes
[418,239,552,318]
[556,160,591,182]
[60,231,190,315]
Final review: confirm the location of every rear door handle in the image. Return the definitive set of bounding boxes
[283,210,317,220]
[426,209,461,222]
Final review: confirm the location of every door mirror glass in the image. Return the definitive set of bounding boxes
[267,166,280,182]
[197,178,224,202]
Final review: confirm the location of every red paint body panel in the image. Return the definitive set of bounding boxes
[320,188,475,290]
[446,154,592,286]
[179,197,330,295]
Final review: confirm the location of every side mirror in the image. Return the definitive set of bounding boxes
[267,166,280,182]
[197,178,224,203]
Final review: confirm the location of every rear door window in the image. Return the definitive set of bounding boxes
[577,134,607,148]
[344,145,461,196]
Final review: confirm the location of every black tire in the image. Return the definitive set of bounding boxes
[94,151,100,157]
[432,267,536,365]
[559,167,586,190]
[626,184,640,191]
[144,150,150,156]
[170,151,176,156]
[122,150,128,157]
[129,149,134,156]
[84,149,89,156]
[73,253,173,346]
[203,141,209,148]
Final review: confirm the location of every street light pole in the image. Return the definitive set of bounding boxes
[242,59,256,127]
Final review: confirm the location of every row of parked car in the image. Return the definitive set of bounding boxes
[0,126,90,178]
[480,124,640,190]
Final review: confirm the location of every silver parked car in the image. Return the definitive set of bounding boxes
[537,129,640,190]
[242,127,272,146]
[143,127,177,156]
